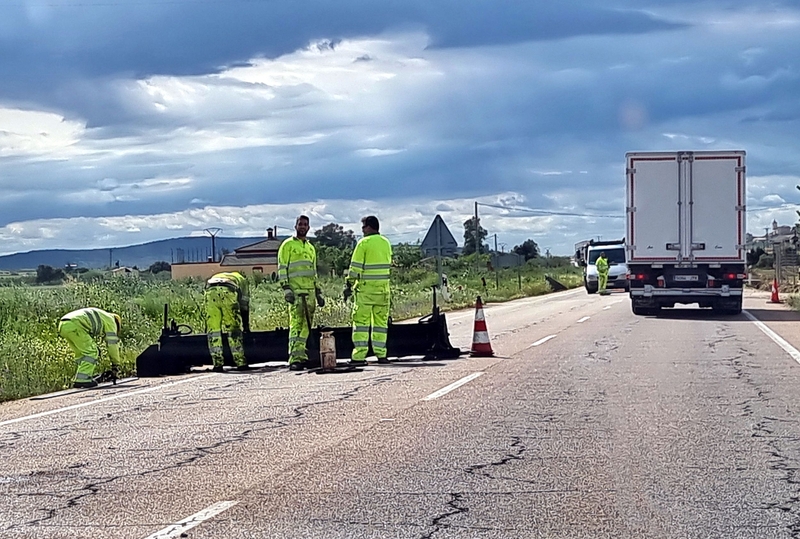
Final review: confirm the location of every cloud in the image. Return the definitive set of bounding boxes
[0,2,799,258]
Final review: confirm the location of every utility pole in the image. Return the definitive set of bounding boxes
[474,201,479,275]
[204,227,222,263]
[491,233,499,289]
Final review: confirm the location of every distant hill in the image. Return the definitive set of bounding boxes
[0,236,269,271]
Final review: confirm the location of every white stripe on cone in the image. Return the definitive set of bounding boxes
[473,331,490,344]
[475,310,485,322]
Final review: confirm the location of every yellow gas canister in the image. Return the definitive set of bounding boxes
[320,331,337,372]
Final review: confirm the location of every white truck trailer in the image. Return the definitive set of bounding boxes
[626,150,746,315]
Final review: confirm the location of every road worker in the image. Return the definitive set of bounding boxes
[205,271,250,372]
[345,215,393,365]
[596,251,610,295]
[58,307,122,388]
[278,215,324,371]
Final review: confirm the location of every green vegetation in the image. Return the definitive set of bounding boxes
[0,252,580,402]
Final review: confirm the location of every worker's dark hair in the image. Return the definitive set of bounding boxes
[296,215,310,225]
[361,215,380,232]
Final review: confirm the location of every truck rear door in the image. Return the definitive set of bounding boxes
[626,153,681,263]
[689,152,746,263]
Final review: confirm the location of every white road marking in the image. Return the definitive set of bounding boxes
[144,501,239,539]
[577,316,591,323]
[529,335,557,348]
[0,375,215,428]
[423,372,484,401]
[603,305,613,310]
[446,288,584,323]
[744,310,800,365]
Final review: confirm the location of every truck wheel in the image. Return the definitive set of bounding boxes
[712,299,742,315]
[585,279,597,294]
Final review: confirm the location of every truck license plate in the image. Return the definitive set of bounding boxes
[674,275,698,282]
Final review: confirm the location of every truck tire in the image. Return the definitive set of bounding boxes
[712,299,743,315]
[632,299,659,316]
[714,299,742,315]
[585,279,597,294]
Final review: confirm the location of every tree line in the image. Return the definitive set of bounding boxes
[29,221,543,284]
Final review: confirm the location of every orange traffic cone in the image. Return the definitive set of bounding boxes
[470,296,495,357]
[769,278,783,304]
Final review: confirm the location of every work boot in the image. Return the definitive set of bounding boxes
[235,364,251,371]
[212,365,225,373]
[73,380,98,389]
[348,359,368,367]
[377,357,390,364]
[289,362,305,371]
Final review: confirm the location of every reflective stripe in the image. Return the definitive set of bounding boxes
[360,274,389,280]
[208,331,223,338]
[372,327,388,335]
[289,336,306,344]
[354,326,371,332]
[74,372,93,381]
[349,261,365,269]
[88,310,102,336]
[78,355,97,365]
[364,264,391,270]
[288,261,313,268]
[352,340,370,347]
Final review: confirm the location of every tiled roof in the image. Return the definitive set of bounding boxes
[234,237,285,253]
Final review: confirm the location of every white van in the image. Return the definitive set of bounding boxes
[576,240,628,294]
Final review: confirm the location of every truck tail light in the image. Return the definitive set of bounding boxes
[657,276,665,287]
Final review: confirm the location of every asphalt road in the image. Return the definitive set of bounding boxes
[4,288,800,538]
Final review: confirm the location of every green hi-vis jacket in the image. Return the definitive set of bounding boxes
[596,257,609,275]
[206,271,250,311]
[277,237,318,291]
[347,234,393,294]
[60,307,121,364]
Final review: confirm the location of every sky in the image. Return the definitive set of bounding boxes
[1,0,799,257]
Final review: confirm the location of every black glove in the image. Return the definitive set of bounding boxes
[343,282,352,301]
[283,286,295,304]
[315,288,325,307]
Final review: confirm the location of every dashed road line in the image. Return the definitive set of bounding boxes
[144,500,239,539]
[0,375,215,428]
[529,335,557,348]
[423,372,484,401]
[577,316,591,323]
[744,310,800,365]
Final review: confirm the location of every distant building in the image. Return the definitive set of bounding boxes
[111,266,140,278]
[171,228,283,281]
[749,220,797,251]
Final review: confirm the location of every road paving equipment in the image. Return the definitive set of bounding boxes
[136,287,462,377]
